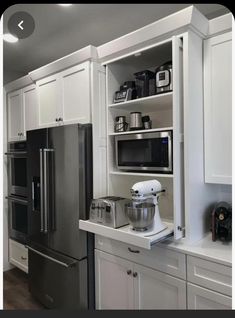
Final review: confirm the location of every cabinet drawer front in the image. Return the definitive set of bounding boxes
[187,283,232,310]
[95,235,186,279]
[187,256,231,296]
[9,239,28,273]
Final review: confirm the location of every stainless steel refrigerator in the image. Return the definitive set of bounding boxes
[26,124,94,309]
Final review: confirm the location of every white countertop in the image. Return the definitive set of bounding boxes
[160,233,232,266]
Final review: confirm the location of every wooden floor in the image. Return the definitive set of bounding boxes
[3,268,45,310]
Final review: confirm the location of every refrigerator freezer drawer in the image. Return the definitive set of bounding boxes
[28,246,88,309]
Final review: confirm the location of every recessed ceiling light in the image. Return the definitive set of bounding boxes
[58,4,72,6]
[3,33,19,43]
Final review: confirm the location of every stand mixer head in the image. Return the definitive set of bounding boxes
[126,180,167,235]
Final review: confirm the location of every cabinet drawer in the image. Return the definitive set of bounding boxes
[187,256,231,296]
[9,239,28,273]
[95,235,186,279]
[187,283,232,310]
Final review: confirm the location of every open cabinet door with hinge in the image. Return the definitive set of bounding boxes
[172,35,185,240]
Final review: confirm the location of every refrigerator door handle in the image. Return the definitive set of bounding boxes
[39,149,44,233]
[43,149,55,234]
[26,245,76,268]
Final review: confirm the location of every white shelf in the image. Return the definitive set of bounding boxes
[108,92,172,112]
[109,126,173,136]
[110,171,174,178]
[79,219,174,250]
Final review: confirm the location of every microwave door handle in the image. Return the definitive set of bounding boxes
[39,149,44,233]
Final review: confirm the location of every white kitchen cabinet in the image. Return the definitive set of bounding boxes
[22,84,39,132]
[133,263,186,309]
[7,89,25,141]
[36,73,61,128]
[187,283,232,310]
[95,249,186,310]
[204,32,232,184]
[60,62,91,125]
[95,250,134,310]
[9,239,28,273]
[37,61,91,128]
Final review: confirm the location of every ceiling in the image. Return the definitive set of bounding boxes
[3,3,230,84]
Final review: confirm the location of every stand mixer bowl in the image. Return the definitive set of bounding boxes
[125,202,155,231]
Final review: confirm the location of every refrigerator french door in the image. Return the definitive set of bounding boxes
[27,124,93,309]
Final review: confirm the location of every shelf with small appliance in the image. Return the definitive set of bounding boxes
[103,36,185,244]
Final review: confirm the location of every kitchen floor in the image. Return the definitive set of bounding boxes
[3,268,44,310]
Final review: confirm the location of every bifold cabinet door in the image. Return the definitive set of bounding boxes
[36,74,61,128]
[23,84,39,132]
[133,263,186,309]
[204,32,232,184]
[187,283,232,310]
[60,62,91,125]
[95,250,134,310]
[7,89,24,141]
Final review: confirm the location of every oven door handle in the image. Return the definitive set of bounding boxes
[5,195,28,205]
[39,149,44,233]
[4,151,27,156]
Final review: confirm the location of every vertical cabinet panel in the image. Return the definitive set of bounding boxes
[187,283,232,310]
[23,84,39,132]
[133,263,186,309]
[204,32,232,184]
[61,62,91,125]
[95,250,134,310]
[7,89,24,141]
[37,75,60,128]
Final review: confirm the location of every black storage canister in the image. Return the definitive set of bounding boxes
[134,70,156,98]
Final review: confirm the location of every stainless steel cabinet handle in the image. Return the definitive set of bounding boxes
[127,270,132,275]
[128,247,140,254]
[39,149,44,232]
[26,246,76,268]
[133,272,138,278]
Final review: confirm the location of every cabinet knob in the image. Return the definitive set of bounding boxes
[55,118,58,122]
[127,270,132,275]
[59,117,63,121]
[21,256,27,260]
[133,272,138,278]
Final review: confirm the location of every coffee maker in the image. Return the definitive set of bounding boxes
[211,201,232,242]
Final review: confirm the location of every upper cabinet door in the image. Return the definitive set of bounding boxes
[60,62,91,125]
[7,89,24,142]
[36,74,61,128]
[204,32,232,184]
[22,84,39,132]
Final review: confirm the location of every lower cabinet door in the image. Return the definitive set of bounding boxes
[187,283,232,310]
[133,263,186,309]
[95,250,134,310]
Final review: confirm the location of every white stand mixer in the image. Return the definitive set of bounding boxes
[128,180,167,237]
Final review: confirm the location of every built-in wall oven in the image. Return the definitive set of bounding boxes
[5,141,27,197]
[5,141,28,243]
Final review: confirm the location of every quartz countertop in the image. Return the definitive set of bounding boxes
[160,233,232,266]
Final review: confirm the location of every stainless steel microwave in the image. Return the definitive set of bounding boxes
[115,130,173,173]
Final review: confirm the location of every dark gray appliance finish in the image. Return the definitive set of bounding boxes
[26,124,94,310]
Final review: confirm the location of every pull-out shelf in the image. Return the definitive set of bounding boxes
[79,220,174,250]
